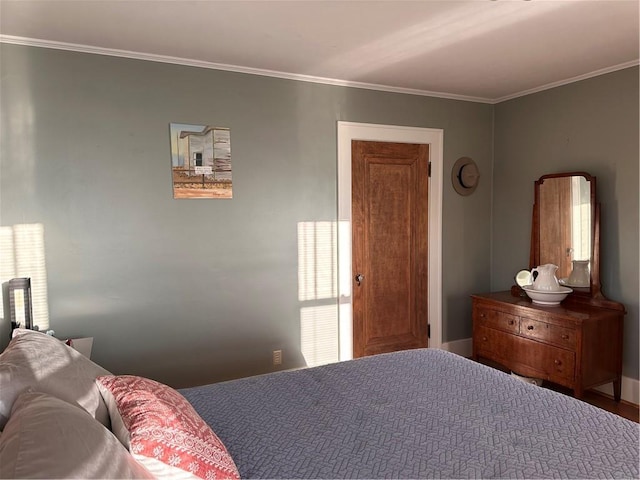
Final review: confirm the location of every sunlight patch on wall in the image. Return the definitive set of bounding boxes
[298,221,338,366]
[300,305,339,367]
[298,221,337,301]
[0,224,49,331]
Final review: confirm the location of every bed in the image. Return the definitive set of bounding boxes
[180,349,639,479]
[0,329,638,479]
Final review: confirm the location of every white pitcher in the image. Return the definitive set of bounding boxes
[531,264,560,291]
[568,260,589,287]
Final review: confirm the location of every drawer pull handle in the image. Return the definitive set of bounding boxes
[561,334,569,340]
[508,320,514,325]
[480,313,486,318]
[554,359,562,365]
[482,336,487,342]
[527,325,534,330]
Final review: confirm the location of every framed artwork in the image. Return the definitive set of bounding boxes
[169,123,232,199]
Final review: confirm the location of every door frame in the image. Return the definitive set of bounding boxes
[337,121,443,360]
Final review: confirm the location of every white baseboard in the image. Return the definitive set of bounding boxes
[594,377,639,405]
[441,338,473,358]
[441,337,638,405]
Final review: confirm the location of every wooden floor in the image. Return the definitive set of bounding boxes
[551,385,639,423]
[521,382,639,423]
[476,359,639,422]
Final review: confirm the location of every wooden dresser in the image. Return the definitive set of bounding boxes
[471,291,624,400]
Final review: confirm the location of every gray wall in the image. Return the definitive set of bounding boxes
[493,67,639,379]
[1,44,493,387]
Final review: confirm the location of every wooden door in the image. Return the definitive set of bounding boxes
[352,140,429,357]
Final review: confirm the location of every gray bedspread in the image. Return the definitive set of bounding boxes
[180,349,639,479]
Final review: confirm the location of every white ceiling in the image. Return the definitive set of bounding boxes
[1,0,638,103]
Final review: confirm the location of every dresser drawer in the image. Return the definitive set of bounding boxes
[520,318,577,349]
[474,307,519,334]
[511,334,576,385]
[474,325,509,360]
[474,325,576,386]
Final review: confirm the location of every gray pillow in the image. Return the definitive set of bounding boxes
[0,390,153,479]
[0,329,111,429]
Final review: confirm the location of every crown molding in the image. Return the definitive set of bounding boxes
[0,35,493,104]
[494,59,640,104]
[1,35,637,105]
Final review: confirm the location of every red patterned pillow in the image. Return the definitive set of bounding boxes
[96,375,239,480]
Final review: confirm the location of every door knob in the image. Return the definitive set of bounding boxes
[355,274,364,286]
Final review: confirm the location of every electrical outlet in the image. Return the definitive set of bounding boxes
[273,349,282,366]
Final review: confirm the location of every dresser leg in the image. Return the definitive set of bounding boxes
[613,379,622,402]
[574,386,584,399]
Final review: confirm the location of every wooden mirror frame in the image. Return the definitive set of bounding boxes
[530,172,621,310]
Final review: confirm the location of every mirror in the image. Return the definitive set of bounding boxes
[530,172,602,300]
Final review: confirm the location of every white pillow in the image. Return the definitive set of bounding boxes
[0,390,153,479]
[0,329,111,430]
[96,375,240,480]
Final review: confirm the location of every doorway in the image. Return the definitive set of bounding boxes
[337,122,443,361]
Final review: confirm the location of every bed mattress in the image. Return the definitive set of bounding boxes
[180,349,639,479]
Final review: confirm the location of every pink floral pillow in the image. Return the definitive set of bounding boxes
[96,375,239,480]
